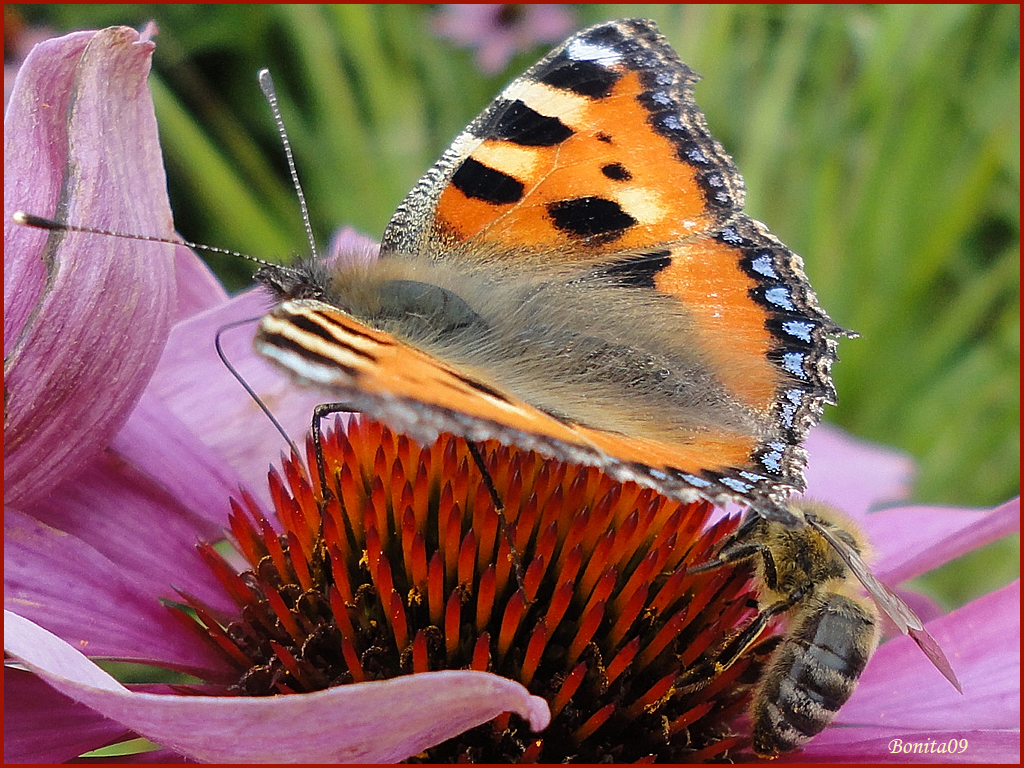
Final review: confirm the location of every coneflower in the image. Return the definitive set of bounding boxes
[5,24,1017,766]
[180,417,760,762]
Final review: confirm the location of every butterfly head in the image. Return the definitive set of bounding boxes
[254,260,331,302]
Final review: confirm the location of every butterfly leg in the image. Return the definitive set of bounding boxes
[463,441,531,591]
[465,441,503,512]
[311,402,358,502]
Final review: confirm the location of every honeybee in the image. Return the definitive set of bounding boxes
[690,500,962,757]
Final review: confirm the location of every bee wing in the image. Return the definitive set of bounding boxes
[808,516,963,693]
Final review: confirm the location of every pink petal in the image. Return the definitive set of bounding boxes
[803,423,915,515]
[5,27,176,508]
[18,442,237,620]
[111,392,253,535]
[476,38,520,75]
[172,243,228,320]
[4,509,230,677]
[4,30,96,347]
[868,497,1020,583]
[5,611,551,763]
[149,288,333,504]
[145,227,380,499]
[3,668,133,764]
[518,5,576,42]
[786,729,1018,763]
[90,748,197,763]
[324,225,381,269]
[855,580,1019,729]
[716,424,915,525]
[434,5,506,44]
[433,4,574,74]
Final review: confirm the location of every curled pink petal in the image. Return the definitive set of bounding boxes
[5,27,176,507]
[5,29,96,346]
[5,611,551,763]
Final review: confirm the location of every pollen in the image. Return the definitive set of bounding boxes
[177,417,763,761]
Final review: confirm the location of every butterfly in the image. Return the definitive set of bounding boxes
[252,18,851,525]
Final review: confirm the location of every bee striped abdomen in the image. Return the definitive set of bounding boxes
[751,592,879,756]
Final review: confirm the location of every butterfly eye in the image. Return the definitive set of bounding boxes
[374,279,490,340]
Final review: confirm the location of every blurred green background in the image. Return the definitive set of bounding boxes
[10,5,1018,607]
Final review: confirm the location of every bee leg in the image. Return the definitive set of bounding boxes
[688,541,767,573]
[718,595,797,670]
[700,544,813,677]
[679,592,798,693]
[687,512,767,574]
[688,516,781,589]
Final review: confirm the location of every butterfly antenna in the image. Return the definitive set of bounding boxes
[215,318,302,461]
[11,211,285,269]
[12,214,316,470]
[258,69,319,261]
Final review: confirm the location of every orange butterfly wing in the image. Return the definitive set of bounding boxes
[256,19,850,521]
[259,298,769,503]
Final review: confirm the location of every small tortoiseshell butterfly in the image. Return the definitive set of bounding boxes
[253,18,851,525]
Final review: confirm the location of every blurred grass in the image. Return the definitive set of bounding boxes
[13,4,1018,605]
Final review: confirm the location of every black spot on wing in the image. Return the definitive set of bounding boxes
[489,100,574,146]
[451,157,524,204]
[601,162,632,181]
[596,132,613,144]
[546,197,637,241]
[539,53,621,98]
[577,22,646,57]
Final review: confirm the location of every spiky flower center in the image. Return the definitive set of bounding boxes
[180,418,761,762]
